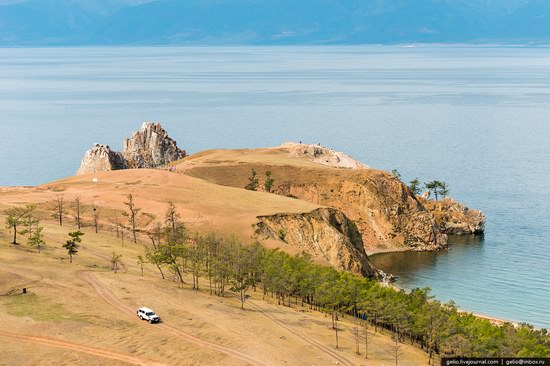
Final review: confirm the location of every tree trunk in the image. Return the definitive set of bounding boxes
[12,225,17,244]
[156,264,165,279]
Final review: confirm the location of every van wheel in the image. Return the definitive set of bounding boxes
[148,319,152,324]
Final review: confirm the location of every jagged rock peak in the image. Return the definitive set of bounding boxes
[280,141,368,169]
[76,122,186,175]
[123,122,187,169]
[76,144,128,175]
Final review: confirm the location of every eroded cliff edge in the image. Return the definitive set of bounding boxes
[256,208,381,278]
[181,144,485,254]
[77,122,186,175]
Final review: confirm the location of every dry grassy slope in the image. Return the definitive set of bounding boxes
[0,219,431,365]
[1,168,318,235]
[0,168,378,274]
[177,148,446,254]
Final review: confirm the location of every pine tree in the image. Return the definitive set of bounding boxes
[409,178,422,196]
[245,169,259,191]
[264,171,275,193]
[27,221,46,253]
[4,204,35,244]
[63,230,83,263]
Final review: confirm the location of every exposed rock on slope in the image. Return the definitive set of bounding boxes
[256,208,380,278]
[280,142,368,169]
[123,122,186,169]
[185,161,448,253]
[77,122,186,175]
[76,144,127,175]
[274,169,448,252]
[422,197,485,235]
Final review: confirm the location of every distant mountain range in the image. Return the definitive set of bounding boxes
[1,0,550,45]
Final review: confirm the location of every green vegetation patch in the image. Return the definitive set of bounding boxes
[4,293,89,322]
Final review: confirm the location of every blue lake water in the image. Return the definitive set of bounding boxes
[0,46,549,328]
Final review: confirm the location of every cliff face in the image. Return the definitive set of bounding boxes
[275,169,448,252]
[422,197,485,235]
[256,208,380,278]
[77,123,186,175]
[185,162,449,253]
[123,122,186,169]
[76,144,127,175]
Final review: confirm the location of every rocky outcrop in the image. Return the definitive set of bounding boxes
[76,144,127,175]
[281,142,368,169]
[186,163,448,253]
[256,208,380,278]
[182,146,485,254]
[273,169,448,253]
[422,197,485,235]
[123,122,186,169]
[77,122,186,175]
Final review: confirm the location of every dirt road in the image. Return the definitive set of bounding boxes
[245,299,356,366]
[0,330,166,366]
[79,271,269,366]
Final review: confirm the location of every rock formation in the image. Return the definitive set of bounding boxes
[256,208,380,278]
[179,145,484,254]
[77,122,186,175]
[123,122,186,169]
[76,144,127,175]
[280,142,368,169]
[422,197,485,235]
[273,169,448,252]
[186,162,448,253]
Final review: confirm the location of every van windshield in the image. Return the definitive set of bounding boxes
[146,312,155,316]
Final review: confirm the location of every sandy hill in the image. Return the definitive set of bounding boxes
[0,167,377,276]
[0,168,429,365]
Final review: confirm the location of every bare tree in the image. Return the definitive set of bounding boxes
[364,318,371,359]
[333,311,339,349]
[73,195,83,230]
[137,255,145,276]
[122,194,141,243]
[392,334,403,366]
[111,252,122,273]
[118,222,127,245]
[52,194,66,226]
[92,204,100,233]
[147,222,163,249]
[352,318,361,355]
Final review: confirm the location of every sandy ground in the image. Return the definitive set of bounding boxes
[0,168,320,249]
[0,217,431,366]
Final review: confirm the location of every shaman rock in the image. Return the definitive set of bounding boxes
[123,122,186,169]
[76,122,186,175]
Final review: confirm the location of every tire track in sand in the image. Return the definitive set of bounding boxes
[0,330,166,366]
[245,299,355,366]
[79,271,268,366]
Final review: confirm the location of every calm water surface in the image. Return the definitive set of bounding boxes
[0,46,548,327]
